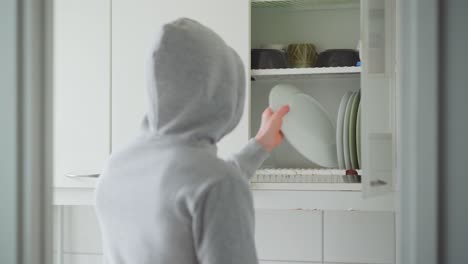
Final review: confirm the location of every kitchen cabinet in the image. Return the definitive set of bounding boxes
[255,210,322,262]
[53,0,399,263]
[53,0,110,188]
[249,0,396,197]
[324,211,395,264]
[54,0,398,198]
[111,0,250,159]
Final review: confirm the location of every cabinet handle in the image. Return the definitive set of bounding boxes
[370,179,387,187]
[66,173,99,178]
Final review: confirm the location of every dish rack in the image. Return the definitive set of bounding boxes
[250,168,362,191]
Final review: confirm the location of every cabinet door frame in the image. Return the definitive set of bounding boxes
[360,0,396,197]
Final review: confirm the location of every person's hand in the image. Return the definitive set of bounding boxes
[255,105,290,152]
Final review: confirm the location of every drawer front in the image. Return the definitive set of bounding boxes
[324,211,395,264]
[255,210,322,262]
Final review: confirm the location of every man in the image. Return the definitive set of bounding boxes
[96,18,289,264]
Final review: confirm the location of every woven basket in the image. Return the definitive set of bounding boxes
[287,43,318,68]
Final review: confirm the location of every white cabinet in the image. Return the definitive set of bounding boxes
[53,1,398,261]
[53,0,110,188]
[111,0,250,158]
[54,0,398,199]
[324,211,395,264]
[255,210,322,262]
[249,0,397,198]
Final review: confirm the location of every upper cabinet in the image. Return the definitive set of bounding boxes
[111,0,250,158]
[248,0,397,197]
[53,0,111,188]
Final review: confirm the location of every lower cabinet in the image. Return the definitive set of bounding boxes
[255,210,395,264]
[54,206,394,264]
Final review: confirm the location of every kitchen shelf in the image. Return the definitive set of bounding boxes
[251,66,361,80]
[251,0,360,10]
[251,168,362,191]
[250,182,361,191]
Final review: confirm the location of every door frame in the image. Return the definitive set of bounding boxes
[398,0,440,263]
[0,0,53,263]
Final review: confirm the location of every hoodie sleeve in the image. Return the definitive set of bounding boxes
[193,177,258,264]
[227,138,270,180]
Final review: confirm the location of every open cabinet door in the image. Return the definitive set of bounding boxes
[361,0,396,197]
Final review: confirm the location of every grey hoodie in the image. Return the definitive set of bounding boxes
[95,18,269,264]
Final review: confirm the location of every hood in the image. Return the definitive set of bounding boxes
[142,18,245,144]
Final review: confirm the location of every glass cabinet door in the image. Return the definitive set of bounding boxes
[360,0,396,197]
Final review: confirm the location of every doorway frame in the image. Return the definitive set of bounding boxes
[398,0,440,263]
[0,0,53,263]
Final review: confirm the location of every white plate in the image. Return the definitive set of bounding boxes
[269,83,303,110]
[279,93,337,168]
[357,102,362,168]
[336,91,353,169]
[343,92,355,169]
[348,92,360,169]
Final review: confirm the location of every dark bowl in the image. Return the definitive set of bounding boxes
[251,49,288,69]
[315,49,360,67]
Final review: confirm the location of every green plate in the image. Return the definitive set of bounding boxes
[348,92,360,169]
[357,102,361,169]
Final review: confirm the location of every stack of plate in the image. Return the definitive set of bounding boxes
[336,91,361,169]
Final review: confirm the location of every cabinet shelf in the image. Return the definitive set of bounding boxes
[251,0,360,10]
[250,182,361,191]
[251,66,361,80]
[251,168,362,191]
